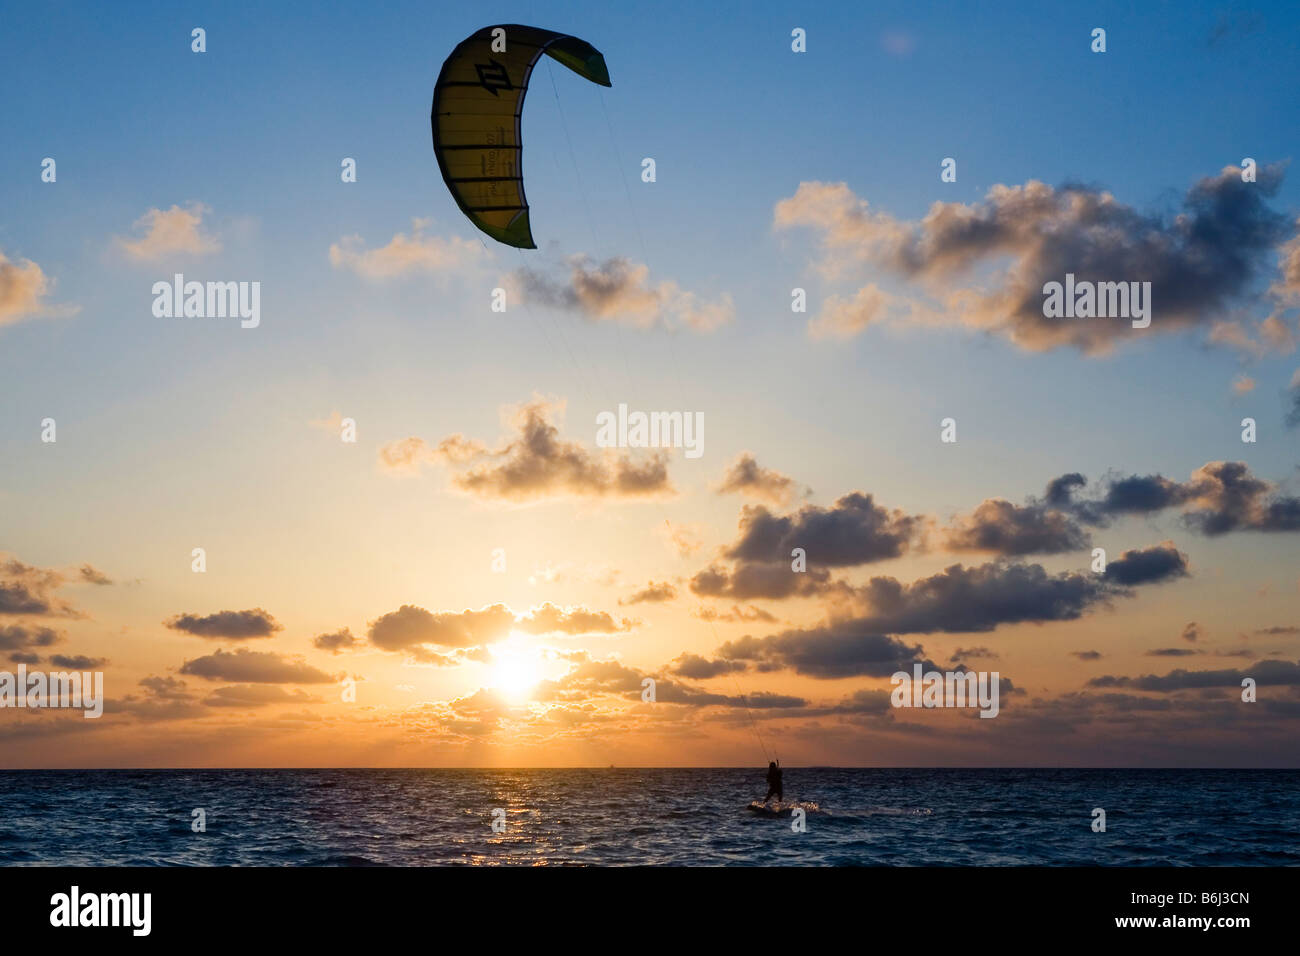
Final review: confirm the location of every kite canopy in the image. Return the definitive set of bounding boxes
[431,24,612,249]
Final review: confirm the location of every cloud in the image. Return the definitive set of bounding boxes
[658,521,704,557]
[77,565,112,586]
[690,561,831,600]
[1182,622,1201,643]
[139,676,191,700]
[669,653,748,679]
[179,648,338,683]
[1181,461,1300,534]
[692,604,776,623]
[109,675,204,723]
[1145,648,1201,657]
[165,608,283,640]
[1088,659,1300,691]
[620,581,677,605]
[841,560,1130,634]
[117,203,220,260]
[1095,473,1191,516]
[541,653,805,708]
[367,604,515,654]
[822,688,897,715]
[377,436,440,474]
[774,166,1295,354]
[806,284,898,339]
[526,562,620,588]
[1071,650,1103,660]
[0,559,82,618]
[1261,315,1297,354]
[1208,313,1298,357]
[0,624,61,651]
[1273,221,1300,301]
[513,603,635,635]
[508,255,734,331]
[383,398,674,501]
[723,493,923,567]
[312,628,358,654]
[329,218,486,278]
[716,628,931,679]
[943,497,1090,556]
[365,602,632,662]
[1102,542,1190,586]
[202,684,318,707]
[1288,368,1300,429]
[714,453,807,507]
[1049,461,1300,535]
[48,653,107,669]
[692,461,1282,610]
[1045,473,1089,507]
[0,250,71,327]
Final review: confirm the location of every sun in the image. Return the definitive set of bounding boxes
[489,638,542,702]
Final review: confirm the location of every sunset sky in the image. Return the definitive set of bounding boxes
[3,0,1300,767]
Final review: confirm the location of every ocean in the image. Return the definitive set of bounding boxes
[1,768,1296,866]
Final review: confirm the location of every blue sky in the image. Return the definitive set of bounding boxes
[5,0,1299,484]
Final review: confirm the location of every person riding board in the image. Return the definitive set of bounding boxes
[763,760,783,804]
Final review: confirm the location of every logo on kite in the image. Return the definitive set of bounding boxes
[431,24,612,249]
[474,60,513,96]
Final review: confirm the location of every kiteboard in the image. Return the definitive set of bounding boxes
[746,800,820,817]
